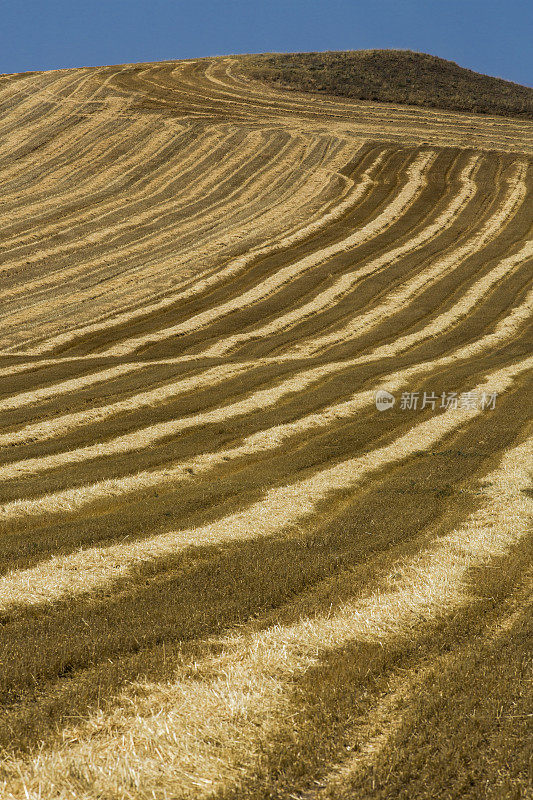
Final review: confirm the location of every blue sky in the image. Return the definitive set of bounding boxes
[2,0,532,86]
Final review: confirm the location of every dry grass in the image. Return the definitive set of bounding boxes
[246,50,533,119]
[0,52,531,800]
[289,160,529,356]
[1,439,530,799]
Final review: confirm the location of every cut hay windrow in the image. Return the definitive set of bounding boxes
[0,72,48,116]
[1,438,529,799]
[357,238,533,362]
[0,131,345,334]
[0,357,370,480]
[0,128,273,282]
[0,362,150,413]
[0,268,530,488]
[2,237,530,451]
[225,58,533,137]
[0,345,530,548]
[0,356,120,380]
[0,110,145,199]
[0,86,196,214]
[0,107,137,207]
[96,151,435,357]
[11,123,319,225]
[0,70,92,144]
[0,243,529,404]
[0,117,203,236]
[199,153,481,356]
[288,159,529,356]
[0,126,181,252]
[2,127,268,251]
[186,58,533,149]
[0,126,257,262]
[1,55,532,800]
[0,128,271,320]
[0,361,256,447]
[1,165,359,352]
[314,596,532,798]
[20,144,383,356]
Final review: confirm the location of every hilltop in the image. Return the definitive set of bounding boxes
[245,49,533,118]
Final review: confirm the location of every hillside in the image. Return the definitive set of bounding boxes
[246,49,533,118]
[0,55,531,800]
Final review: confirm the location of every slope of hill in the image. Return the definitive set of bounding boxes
[246,49,533,118]
[0,55,531,800]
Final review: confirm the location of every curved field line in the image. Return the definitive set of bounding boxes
[0,71,172,202]
[199,153,481,356]
[0,123,233,251]
[4,225,527,400]
[0,128,268,271]
[0,130,344,289]
[0,132,306,337]
[1,305,530,513]
[0,118,200,236]
[0,361,256,447]
[0,112,140,198]
[0,71,94,147]
[0,58,532,797]
[357,239,533,362]
[288,159,529,357]
[0,355,529,607]
[1,126,258,242]
[222,60,533,153]
[224,58,533,133]
[0,129,292,304]
[0,98,140,199]
[94,151,435,357]
[0,363,152,413]
[1,437,529,797]
[0,139,358,350]
[1,229,530,445]
[19,146,385,356]
[158,59,533,148]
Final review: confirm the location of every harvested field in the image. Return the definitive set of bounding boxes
[0,54,532,800]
